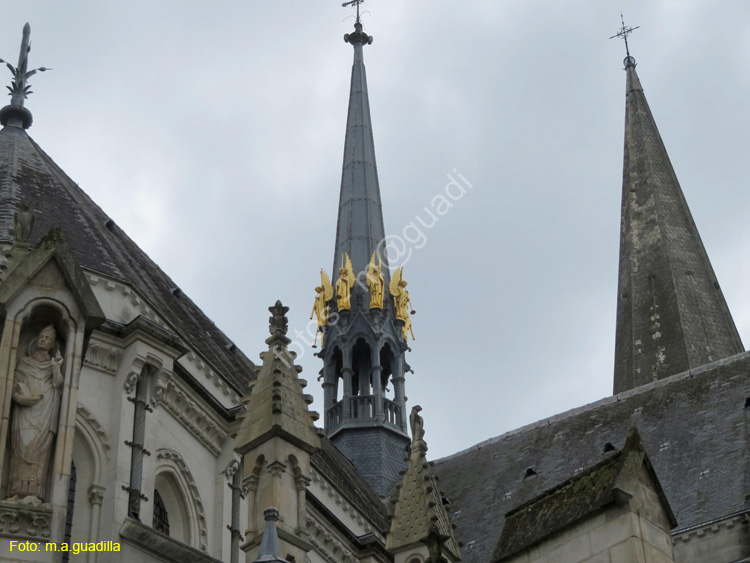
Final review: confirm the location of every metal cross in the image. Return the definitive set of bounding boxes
[342,0,364,24]
[609,13,639,57]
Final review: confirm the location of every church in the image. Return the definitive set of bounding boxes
[0,6,748,563]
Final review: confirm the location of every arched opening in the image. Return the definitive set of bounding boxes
[380,344,395,400]
[333,347,343,402]
[352,338,371,397]
[154,472,190,546]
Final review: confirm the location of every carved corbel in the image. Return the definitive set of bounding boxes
[225,459,241,481]
[123,355,147,394]
[151,368,172,408]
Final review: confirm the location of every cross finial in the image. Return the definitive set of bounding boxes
[342,0,365,24]
[610,13,639,65]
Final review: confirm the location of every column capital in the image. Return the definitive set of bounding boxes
[242,474,259,495]
[88,484,105,506]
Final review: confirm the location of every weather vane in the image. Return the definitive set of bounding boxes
[0,23,50,107]
[342,0,365,24]
[609,13,639,59]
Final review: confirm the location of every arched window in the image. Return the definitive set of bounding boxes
[153,472,190,545]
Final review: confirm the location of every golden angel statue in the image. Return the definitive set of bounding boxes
[366,251,385,309]
[389,266,415,341]
[335,253,355,311]
[310,269,334,347]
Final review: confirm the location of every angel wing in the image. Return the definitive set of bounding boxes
[321,269,334,301]
[344,253,355,288]
[389,266,404,297]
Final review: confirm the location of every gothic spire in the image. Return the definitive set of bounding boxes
[332,18,388,287]
[315,17,411,498]
[613,54,743,393]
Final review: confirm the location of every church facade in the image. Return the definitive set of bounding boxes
[0,13,748,563]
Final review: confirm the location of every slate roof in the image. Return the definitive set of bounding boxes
[433,351,750,563]
[312,435,392,534]
[0,124,255,393]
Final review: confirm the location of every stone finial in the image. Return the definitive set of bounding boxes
[254,507,289,563]
[12,201,35,245]
[265,300,291,347]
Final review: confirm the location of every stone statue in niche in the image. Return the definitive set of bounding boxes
[6,325,64,505]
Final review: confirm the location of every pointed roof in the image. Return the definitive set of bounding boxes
[235,301,321,454]
[254,507,289,563]
[387,406,460,561]
[0,124,255,393]
[613,56,742,393]
[332,22,389,284]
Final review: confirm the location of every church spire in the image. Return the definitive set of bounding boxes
[333,13,386,287]
[311,15,411,497]
[0,23,50,130]
[613,47,743,394]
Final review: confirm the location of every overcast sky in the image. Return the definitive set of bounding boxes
[2,2,749,460]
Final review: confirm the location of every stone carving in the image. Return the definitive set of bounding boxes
[305,515,356,563]
[12,202,35,244]
[87,485,105,506]
[224,459,240,480]
[83,341,121,373]
[76,404,112,453]
[0,501,53,539]
[161,382,226,456]
[409,405,425,444]
[6,325,64,504]
[123,372,138,394]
